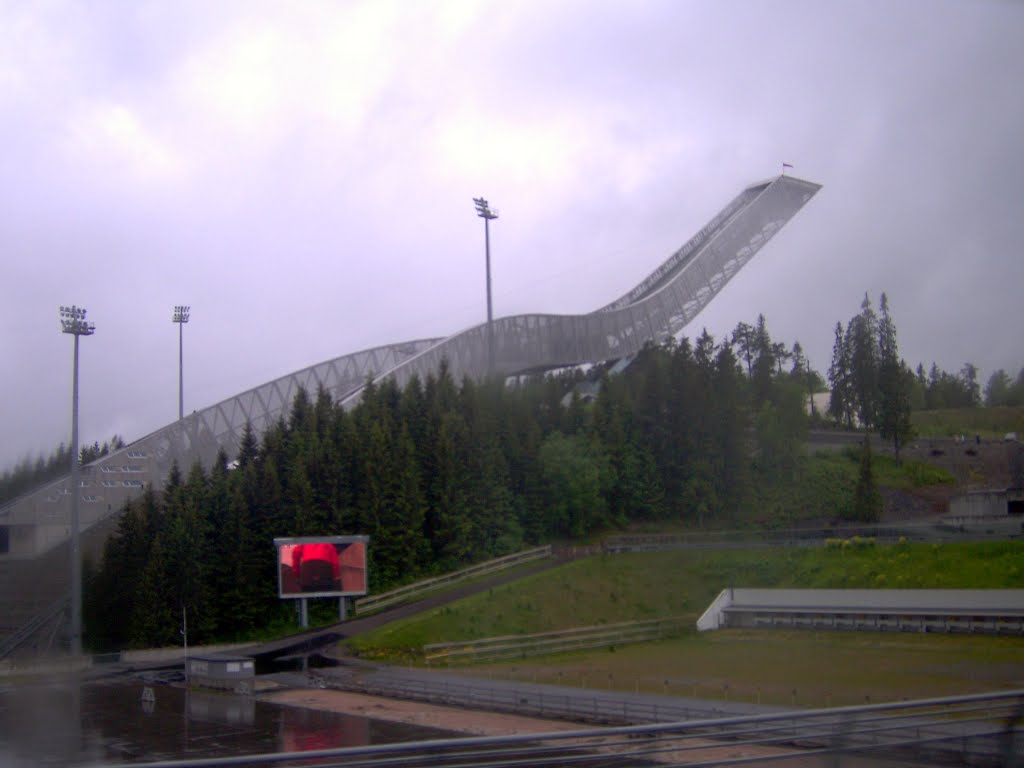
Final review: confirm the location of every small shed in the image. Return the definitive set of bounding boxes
[948,489,1009,520]
[186,653,255,694]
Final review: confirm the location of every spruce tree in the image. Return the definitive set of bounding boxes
[852,437,882,522]
[828,322,852,427]
[876,293,914,464]
[846,294,879,428]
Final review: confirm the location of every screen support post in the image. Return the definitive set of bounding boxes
[300,598,308,629]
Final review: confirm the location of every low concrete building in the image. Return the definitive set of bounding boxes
[949,489,1011,519]
[186,653,255,694]
[945,488,1024,537]
[698,588,1024,635]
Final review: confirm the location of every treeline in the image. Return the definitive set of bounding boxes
[0,436,124,507]
[827,293,913,460]
[85,319,814,650]
[982,368,1024,408]
[826,294,1022,422]
[911,363,982,410]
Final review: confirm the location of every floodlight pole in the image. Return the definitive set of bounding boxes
[172,306,190,421]
[474,198,498,375]
[60,305,95,657]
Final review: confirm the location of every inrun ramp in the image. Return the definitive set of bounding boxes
[1,174,821,556]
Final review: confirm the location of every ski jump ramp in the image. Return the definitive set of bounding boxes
[1,175,820,556]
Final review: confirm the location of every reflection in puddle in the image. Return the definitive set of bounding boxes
[0,677,454,765]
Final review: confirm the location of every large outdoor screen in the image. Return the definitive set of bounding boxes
[273,536,369,599]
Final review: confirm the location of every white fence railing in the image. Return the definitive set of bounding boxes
[355,546,552,615]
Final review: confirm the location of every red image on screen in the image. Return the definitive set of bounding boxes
[275,537,367,598]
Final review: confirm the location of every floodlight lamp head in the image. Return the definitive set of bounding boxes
[59,304,95,336]
[173,305,191,323]
[474,197,498,220]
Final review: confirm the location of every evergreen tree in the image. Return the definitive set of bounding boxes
[203,450,233,638]
[426,412,473,569]
[876,293,914,464]
[750,314,776,406]
[536,432,613,538]
[828,322,853,428]
[984,369,1012,407]
[84,490,160,650]
[236,422,259,469]
[846,294,879,429]
[850,437,882,522]
[959,363,981,407]
[375,426,429,581]
[131,536,179,647]
[754,379,806,484]
[790,341,819,418]
[164,462,214,642]
[731,321,755,377]
[711,343,748,518]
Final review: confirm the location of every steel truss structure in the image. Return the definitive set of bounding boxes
[0,175,820,556]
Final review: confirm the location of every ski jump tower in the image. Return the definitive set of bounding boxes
[1,174,821,557]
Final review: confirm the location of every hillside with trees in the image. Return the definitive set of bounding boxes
[84,317,827,650]
[79,295,1022,650]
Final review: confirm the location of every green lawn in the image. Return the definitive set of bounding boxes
[479,630,1024,707]
[345,542,1024,704]
[347,541,1024,659]
[912,406,1024,438]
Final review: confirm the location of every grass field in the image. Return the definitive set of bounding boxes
[912,405,1024,438]
[349,541,1024,657]
[345,541,1024,705]
[479,630,1024,707]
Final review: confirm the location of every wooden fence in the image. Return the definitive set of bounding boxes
[424,616,688,665]
[354,545,552,615]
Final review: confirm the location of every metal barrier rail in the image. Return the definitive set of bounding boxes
[354,546,552,614]
[0,595,67,660]
[335,673,718,724]
[106,689,1024,767]
[603,520,1023,553]
[424,616,688,665]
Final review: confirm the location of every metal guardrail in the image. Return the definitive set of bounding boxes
[603,520,1022,553]
[354,546,552,614]
[424,616,688,665]
[106,688,1024,767]
[0,595,68,660]
[333,672,720,724]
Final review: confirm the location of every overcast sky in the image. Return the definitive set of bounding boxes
[2,0,1022,470]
